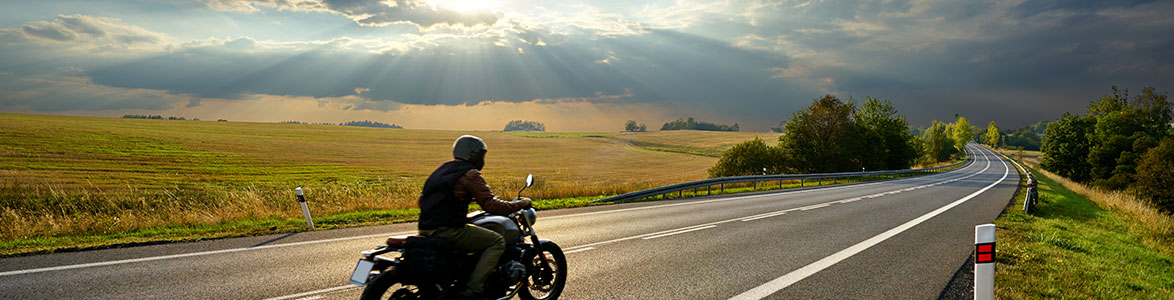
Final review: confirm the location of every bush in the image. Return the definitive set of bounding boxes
[504,120,545,132]
[709,138,784,177]
[1135,137,1174,213]
[624,120,647,132]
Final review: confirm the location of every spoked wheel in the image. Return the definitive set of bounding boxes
[360,269,438,300]
[520,241,567,300]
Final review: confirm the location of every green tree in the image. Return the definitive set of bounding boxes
[952,116,973,151]
[779,95,861,173]
[625,120,647,132]
[1135,137,1174,213]
[1085,86,1170,188]
[920,120,958,163]
[1004,128,1043,151]
[984,121,1000,148]
[1040,113,1096,182]
[709,138,786,177]
[856,97,919,170]
[504,120,545,131]
[661,117,738,131]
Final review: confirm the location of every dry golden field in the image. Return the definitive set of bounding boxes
[0,113,779,254]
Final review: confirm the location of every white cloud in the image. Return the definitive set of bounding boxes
[0,14,169,53]
[200,0,500,30]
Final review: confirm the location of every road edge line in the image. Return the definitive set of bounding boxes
[728,146,1009,300]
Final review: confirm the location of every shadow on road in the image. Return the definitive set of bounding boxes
[249,233,300,248]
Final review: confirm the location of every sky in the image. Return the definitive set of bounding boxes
[1,0,1172,132]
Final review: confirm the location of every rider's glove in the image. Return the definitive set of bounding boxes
[517,197,533,209]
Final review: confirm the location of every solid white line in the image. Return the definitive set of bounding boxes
[563,247,596,254]
[262,285,355,300]
[0,230,417,277]
[641,225,718,240]
[728,146,1008,300]
[565,146,994,251]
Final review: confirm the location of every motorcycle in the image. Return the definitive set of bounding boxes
[349,174,567,300]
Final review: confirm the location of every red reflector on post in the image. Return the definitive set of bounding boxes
[975,242,995,264]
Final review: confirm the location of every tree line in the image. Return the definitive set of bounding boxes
[661,117,739,131]
[280,120,402,128]
[122,114,199,121]
[709,95,971,177]
[1038,86,1172,213]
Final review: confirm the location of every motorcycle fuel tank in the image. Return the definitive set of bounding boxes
[471,215,522,242]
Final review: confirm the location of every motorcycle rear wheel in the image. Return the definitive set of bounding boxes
[360,268,438,300]
[519,240,567,300]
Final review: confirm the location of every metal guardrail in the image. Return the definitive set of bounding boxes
[999,152,1039,215]
[592,148,976,204]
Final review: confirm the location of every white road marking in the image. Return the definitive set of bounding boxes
[543,160,978,221]
[263,285,355,300]
[259,148,988,300]
[565,147,992,252]
[0,230,416,277]
[740,211,788,222]
[728,146,1008,300]
[563,247,596,254]
[641,225,719,240]
[799,203,831,211]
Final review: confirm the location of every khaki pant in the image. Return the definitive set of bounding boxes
[420,224,504,294]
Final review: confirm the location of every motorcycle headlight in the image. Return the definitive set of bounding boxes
[522,208,537,226]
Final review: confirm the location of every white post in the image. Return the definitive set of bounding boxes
[975,224,996,300]
[296,187,315,229]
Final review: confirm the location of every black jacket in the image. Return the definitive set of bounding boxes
[418,160,478,230]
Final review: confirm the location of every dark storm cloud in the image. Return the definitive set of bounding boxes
[743,0,1174,127]
[82,30,813,120]
[3,0,1174,130]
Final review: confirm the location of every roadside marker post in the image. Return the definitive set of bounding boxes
[296,187,315,229]
[975,224,996,300]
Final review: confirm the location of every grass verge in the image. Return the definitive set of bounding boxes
[993,156,1174,299]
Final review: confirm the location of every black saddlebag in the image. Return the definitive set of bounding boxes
[399,236,452,282]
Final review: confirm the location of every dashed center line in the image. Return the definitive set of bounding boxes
[641,225,719,240]
[799,203,831,211]
[564,247,596,254]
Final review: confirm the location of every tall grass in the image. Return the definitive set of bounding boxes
[1014,154,1174,255]
[1,113,774,254]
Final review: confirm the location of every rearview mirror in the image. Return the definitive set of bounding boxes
[525,174,534,187]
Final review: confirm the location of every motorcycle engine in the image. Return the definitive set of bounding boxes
[498,260,528,284]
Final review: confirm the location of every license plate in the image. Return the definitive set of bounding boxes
[349,259,376,286]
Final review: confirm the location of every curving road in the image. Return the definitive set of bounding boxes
[0,144,1016,299]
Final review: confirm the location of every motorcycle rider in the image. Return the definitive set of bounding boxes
[418,135,532,299]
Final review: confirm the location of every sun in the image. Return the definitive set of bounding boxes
[430,0,499,13]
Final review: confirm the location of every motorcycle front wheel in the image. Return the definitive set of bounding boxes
[360,267,438,300]
[520,240,567,300]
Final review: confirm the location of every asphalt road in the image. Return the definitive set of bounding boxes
[0,144,1017,300]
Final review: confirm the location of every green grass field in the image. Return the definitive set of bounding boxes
[0,113,780,255]
[994,155,1174,299]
